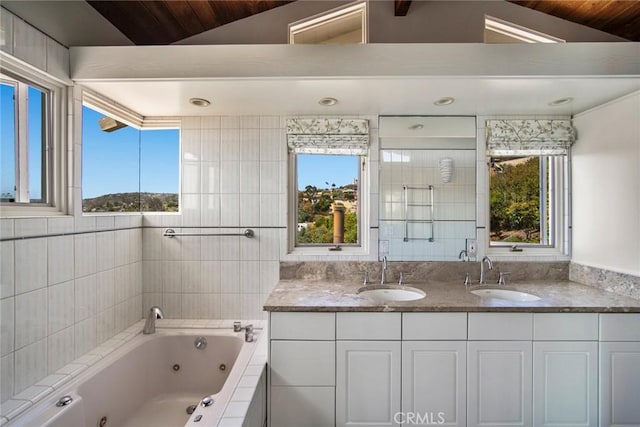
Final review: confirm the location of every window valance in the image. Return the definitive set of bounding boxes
[286,118,369,156]
[486,119,576,156]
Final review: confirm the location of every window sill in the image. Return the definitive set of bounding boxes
[0,206,67,218]
[487,246,569,261]
[284,245,373,260]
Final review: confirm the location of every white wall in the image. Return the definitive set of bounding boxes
[0,7,69,82]
[0,12,143,411]
[572,92,640,276]
[141,116,285,320]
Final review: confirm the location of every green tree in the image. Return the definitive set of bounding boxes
[490,157,540,242]
[344,212,358,243]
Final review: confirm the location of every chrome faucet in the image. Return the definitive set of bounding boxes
[479,256,493,284]
[381,256,388,285]
[234,321,255,342]
[143,306,164,334]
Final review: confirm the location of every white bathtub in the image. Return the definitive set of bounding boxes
[8,327,264,427]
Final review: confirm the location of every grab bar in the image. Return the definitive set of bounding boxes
[163,228,255,238]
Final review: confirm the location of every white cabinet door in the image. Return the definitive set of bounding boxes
[336,341,401,427]
[600,342,640,427]
[402,341,466,427]
[468,341,532,427]
[533,341,598,427]
[270,386,335,427]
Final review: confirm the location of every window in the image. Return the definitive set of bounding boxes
[486,119,573,253]
[1,73,50,205]
[296,154,360,245]
[82,102,179,213]
[287,118,369,252]
[484,16,564,44]
[289,1,367,44]
[490,155,562,246]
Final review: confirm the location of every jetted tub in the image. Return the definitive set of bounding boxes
[9,327,261,427]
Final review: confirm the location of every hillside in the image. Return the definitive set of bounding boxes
[82,192,178,212]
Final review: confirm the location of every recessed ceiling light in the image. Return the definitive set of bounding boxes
[189,97,211,107]
[548,97,574,107]
[408,124,424,130]
[318,97,338,106]
[434,97,455,106]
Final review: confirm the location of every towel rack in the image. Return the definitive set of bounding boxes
[402,185,434,242]
[163,228,254,238]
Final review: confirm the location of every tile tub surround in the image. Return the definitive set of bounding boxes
[570,262,640,300]
[0,319,266,424]
[0,218,143,408]
[279,260,570,284]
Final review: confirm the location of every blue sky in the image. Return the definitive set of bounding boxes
[1,84,44,200]
[82,105,178,198]
[0,84,16,197]
[4,98,355,199]
[297,154,359,191]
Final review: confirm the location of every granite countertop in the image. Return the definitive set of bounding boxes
[263,279,640,312]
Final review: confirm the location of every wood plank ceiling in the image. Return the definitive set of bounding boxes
[507,0,640,41]
[87,0,640,45]
[87,0,294,45]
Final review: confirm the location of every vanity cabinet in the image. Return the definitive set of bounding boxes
[467,340,532,427]
[402,313,468,427]
[533,313,599,427]
[467,314,534,427]
[402,341,467,426]
[336,340,401,427]
[269,312,336,427]
[267,311,638,427]
[335,313,401,427]
[599,314,640,427]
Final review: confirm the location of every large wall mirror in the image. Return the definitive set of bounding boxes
[378,116,477,261]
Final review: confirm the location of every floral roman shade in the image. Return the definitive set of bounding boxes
[486,119,576,156]
[286,118,369,156]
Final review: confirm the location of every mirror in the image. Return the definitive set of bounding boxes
[378,117,477,261]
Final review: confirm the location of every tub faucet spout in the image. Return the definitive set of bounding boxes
[143,306,164,334]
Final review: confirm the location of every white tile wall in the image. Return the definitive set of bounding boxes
[379,148,476,260]
[141,116,284,321]
[1,217,144,404]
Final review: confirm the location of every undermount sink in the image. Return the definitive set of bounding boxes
[357,285,426,302]
[471,288,541,302]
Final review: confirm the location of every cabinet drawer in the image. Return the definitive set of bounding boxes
[270,312,335,340]
[403,313,467,340]
[337,312,401,340]
[270,386,335,427]
[270,341,335,386]
[534,313,598,341]
[600,314,640,341]
[468,313,533,340]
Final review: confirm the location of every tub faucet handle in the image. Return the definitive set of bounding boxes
[245,324,254,343]
[233,321,255,342]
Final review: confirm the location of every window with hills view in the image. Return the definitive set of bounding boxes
[82,104,179,213]
[296,154,359,245]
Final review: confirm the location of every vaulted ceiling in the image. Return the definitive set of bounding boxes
[507,0,640,42]
[83,0,640,45]
[86,0,294,45]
